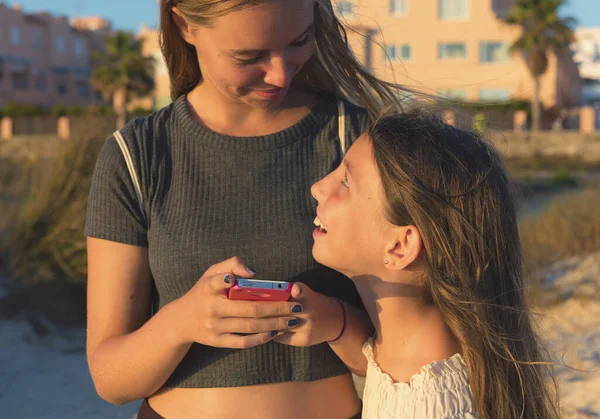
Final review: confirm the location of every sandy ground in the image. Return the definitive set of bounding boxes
[0,319,140,419]
[537,252,600,418]
[0,253,598,418]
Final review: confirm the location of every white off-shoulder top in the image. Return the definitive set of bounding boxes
[361,338,479,418]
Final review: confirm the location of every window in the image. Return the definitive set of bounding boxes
[385,44,412,60]
[492,0,512,17]
[390,0,408,16]
[438,43,467,59]
[439,0,469,20]
[12,72,28,90]
[77,84,91,98]
[438,88,468,101]
[34,70,47,90]
[31,29,42,49]
[479,88,510,101]
[336,1,355,17]
[56,82,68,96]
[10,26,21,46]
[480,42,509,63]
[55,36,65,54]
[74,38,86,57]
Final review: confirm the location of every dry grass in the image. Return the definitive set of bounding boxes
[519,188,600,284]
[0,129,107,326]
[0,131,105,285]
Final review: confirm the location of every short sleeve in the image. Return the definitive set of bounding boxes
[84,136,148,246]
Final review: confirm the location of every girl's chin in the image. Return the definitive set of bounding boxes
[312,248,346,274]
[311,247,329,266]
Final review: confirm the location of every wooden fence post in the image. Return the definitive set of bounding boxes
[57,116,71,140]
[514,110,528,132]
[580,106,596,134]
[1,117,13,140]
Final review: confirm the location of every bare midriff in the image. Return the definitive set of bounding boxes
[148,373,360,419]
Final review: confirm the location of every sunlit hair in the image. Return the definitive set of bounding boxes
[159,0,414,118]
[368,110,559,419]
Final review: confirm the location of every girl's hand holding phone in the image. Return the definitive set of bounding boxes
[273,282,345,347]
[174,257,302,349]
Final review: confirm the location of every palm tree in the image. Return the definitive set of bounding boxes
[505,0,576,131]
[91,31,155,129]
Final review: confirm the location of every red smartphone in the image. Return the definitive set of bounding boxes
[228,279,292,301]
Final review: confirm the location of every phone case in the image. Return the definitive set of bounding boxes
[228,279,292,301]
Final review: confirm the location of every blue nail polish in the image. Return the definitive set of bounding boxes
[224,275,231,284]
[246,266,257,275]
[292,305,303,313]
[271,331,278,337]
[287,319,298,327]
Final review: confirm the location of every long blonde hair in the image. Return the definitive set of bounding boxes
[369,111,559,419]
[159,0,412,118]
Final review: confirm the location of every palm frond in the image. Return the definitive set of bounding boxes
[90,31,155,102]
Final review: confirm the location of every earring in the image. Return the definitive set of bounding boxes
[384,260,389,265]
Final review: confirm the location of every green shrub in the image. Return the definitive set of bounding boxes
[87,104,115,116]
[440,98,531,113]
[1,103,47,117]
[50,105,67,118]
[65,105,86,116]
[550,168,578,187]
[130,106,153,118]
[473,113,487,133]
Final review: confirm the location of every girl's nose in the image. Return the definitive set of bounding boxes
[311,180,323,202]
[263,55,293,88]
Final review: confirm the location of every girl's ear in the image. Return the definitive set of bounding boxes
[171,7,195,44]
[383,225,422,270]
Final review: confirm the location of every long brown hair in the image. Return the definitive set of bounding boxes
[159,0,414,118]
[368,111,559,419]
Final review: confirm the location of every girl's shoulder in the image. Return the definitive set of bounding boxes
[362,338,478,417]
[109,99,181,168]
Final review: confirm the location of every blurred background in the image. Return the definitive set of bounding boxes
[0,0,599,418]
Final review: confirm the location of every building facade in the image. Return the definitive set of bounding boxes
[71,16,112,34]
[337,0,581,109]
[119,0,583,115]
[573,28,600,105]
[134,26,171,111]
[0,3,106,109]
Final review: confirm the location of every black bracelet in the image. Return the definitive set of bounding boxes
[328,298,347,343]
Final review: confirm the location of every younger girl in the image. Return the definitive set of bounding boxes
[309,111,559,418]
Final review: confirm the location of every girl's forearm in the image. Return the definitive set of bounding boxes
[88,299,192,405]
[328,301,373,376]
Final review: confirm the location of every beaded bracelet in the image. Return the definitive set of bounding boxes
[328,298,347,343]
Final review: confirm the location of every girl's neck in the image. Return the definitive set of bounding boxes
[186,82,315,136]
[353,274,461,369]
[354,276,432,347]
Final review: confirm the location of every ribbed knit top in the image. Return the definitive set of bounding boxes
[84,93,370,388]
